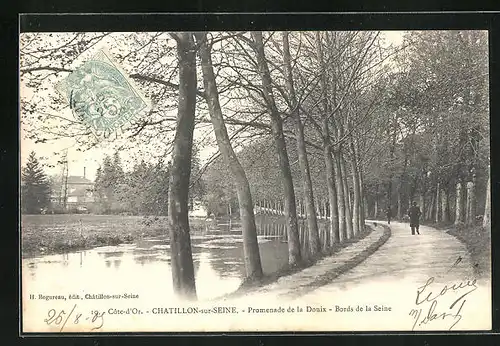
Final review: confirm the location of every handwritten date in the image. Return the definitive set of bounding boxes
[44,304,105,332]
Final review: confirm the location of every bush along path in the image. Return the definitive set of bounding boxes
[438,223,490,279]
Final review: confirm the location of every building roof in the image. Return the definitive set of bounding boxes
[49,176,94,198]
[66,176,94,185]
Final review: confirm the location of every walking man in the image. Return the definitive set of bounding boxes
[386,207,392,224]
[408,201,422,235]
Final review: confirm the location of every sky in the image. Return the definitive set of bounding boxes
[20,30,407,182]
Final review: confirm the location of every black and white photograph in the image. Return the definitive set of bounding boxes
[19,24,491,332]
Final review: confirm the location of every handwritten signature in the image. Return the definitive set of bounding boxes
[409,276,477,330]
[44,304,105,332]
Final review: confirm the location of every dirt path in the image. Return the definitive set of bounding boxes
[221,223,389,301]
[308,220,476,289]
[222,221,491,331]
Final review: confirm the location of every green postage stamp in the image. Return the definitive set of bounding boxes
[57,49,150,138]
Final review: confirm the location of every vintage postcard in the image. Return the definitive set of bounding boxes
[19,28,491,333]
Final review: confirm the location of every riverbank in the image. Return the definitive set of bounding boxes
[224,222,391,299]
[21,214,208,259]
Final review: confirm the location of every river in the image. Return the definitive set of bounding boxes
[22,216,327,301]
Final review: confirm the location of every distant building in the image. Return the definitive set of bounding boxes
[50,173,95,210]
[65,176,95,206]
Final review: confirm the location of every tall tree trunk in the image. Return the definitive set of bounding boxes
[349,136,360,236]
[435,183,441,223]
[387,112,398,221]
[251,31,302,265]
[374,198,378,219]
[340,152,354,239]
[358,161,367,226]
[455,181,465,224]
[323,200,327,218]
[315,31,340,245]
[363,196,369,219]
[483,165,491,228]
[352,133,365,234]
[323,120,340,244]
[397,191,402,220]
[470,170,477,224]
[466,182,472,224]
[168,33,197,300]
[441,188,449,223]
[351,166,360,236]
[419,194,425,219]
[195,33,264,279]
[333,151,347,241]
[302,198,309,218]
[426,192,435,221]
[282,31,321,255]
[466,172,477,225]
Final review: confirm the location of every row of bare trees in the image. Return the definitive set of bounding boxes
[164,31,391,298]
[361,31,490,230]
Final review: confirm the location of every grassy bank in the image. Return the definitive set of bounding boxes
[445,223,491,279]
[21,214,207,259]
[417,219,491,279]
[224,223,388,298]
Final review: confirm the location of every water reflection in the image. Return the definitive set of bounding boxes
[62,253,69,267]
[100,251,124,259]
[22,216,314,300]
